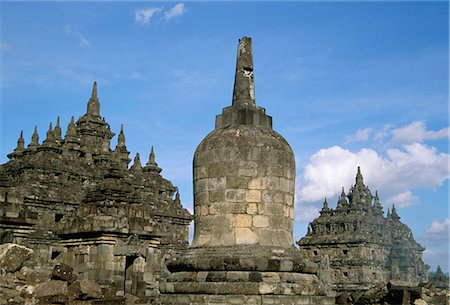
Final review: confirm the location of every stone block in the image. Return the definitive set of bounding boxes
[267,177,280,189]
[68,279,102,300]
[52,263,77,283]
[234,214,252,227]
[0,243,32,272]
[262,272,281,283]
[207,177,227,191]
[209,191,225,203]
[235,228,258,245]
[259,282,277,294]
[227,177,250,189]
[246,203,257,214]
[248,177,266,190]
[246,190,261,202]
[225,190,245,202]
[253,215,269,228]
[35,280,68,298]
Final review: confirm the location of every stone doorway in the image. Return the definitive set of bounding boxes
[124,255,137,294]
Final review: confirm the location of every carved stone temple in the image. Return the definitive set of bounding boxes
[158,37,334,305]
[0,82,192,298]
[298,167,429,292]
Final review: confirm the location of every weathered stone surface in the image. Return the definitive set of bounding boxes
[18,266,52,283]
[0,243,32,272]
[35,280,68,298]
[69,279,102,300]
[52,263,77,283]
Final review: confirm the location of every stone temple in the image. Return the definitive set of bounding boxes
[298,167,429,292]
[0,81,192,299]
[0,37,439,305]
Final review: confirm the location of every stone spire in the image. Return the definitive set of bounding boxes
[390,204,400,220]
[14,130,25,151]
[337,187,348,208]
[86,81,100,117]
[144,146,162,174]
[53,116,62,142]
[320,198,331,216]
[215,37,272,129]
[43,122,54,144]
[356,166,364,185]
[116,124,126,149]
[232,36,255,108]
[130,153,142,172]
[372,190,383,215]
[29,126,39,147]
[65,116,76,137]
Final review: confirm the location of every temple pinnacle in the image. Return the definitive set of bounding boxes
[130,153,142,171]
[117,124,126,148]
[144,146,162,174]
[45,122,54,142]
[150,146,155,163]
[15,130,25,151]
[87,81,100,117]
[54,116,62,141]
[356,166,364,185]
[232,36,256,107]
[29,126,39,147]
[92,81,97,99]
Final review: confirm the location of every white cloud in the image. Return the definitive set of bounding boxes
[391,121,448,145]
[63,24,90,47]
[297,142,449,223]
[77,33,90,47]
[345,127,372,143]
[427,218,449,235]
[134,7,163,25]
[164,3,185,21]
[384,191,418,208]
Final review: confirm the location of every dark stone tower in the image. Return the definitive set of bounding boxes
[159,37,334,305]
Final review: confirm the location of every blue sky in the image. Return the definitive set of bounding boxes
[1,2,448,272]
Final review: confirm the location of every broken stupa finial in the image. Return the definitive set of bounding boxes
[232,36,256,108]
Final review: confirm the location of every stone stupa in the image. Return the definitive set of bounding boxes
[158,37,334,304]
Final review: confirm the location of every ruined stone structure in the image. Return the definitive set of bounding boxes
[0,82,192,298]
[298,167,428,292]
[158,37,334,305]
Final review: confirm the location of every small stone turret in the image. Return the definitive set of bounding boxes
[320,198,332,216]
[373,190,383,215]
[130,153,142,172]
[43,122,54,145]
[144,146,162,174]
[14,131,25,152]
[54,116,62,143]
[337,187,348,208]
[29,126,39,148]
[86,81,100,117]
